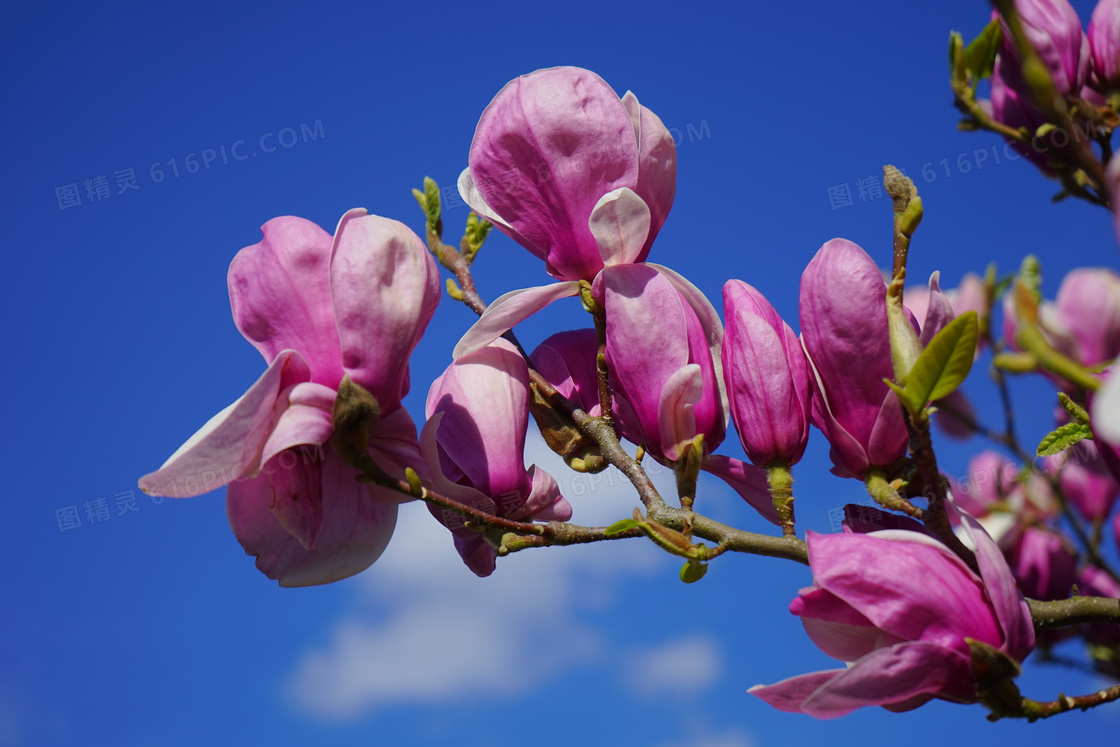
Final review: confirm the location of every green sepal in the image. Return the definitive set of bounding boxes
[1057,392,1091,425]
[414,176,442,238]
[1036,421,1092,456]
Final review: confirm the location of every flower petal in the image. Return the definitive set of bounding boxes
[589,187,651,267]
[453,281,581,359]
[226,448,398,587]
[330,208,440,410]
[139,350,310,498]
[228,218,342,386]
[657,364,702,460]
[621,90,676,259]
[510,465,572,521]
[749,670,846,715]
[797,641,975,717]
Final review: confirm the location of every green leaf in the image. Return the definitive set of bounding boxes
[962,19,1002,82]
[680,560,707,584]
[603,518,641,536]
[1036,421,1092,456]
[904,311,979,409]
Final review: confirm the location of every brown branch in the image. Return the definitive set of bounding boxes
[1029,596,1120,629]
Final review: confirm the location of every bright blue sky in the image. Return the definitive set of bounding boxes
[4,1,1120,745]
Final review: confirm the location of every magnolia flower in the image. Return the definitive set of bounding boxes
[139,209,439,586]
[721,280,811,466]
[750,514,1034,718]
[1054,267,1120,367]
[799,239,909,479]
[459,66,675,282]
[423,339,572,577]
[453,68,678,361]
[996,0,1088,96]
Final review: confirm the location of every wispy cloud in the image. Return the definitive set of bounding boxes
[286,431,696,720]
[622,635,724,698]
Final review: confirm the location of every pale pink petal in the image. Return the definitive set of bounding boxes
[139,351,310,498]
[589,188,651,266]
[657,364,702,461]
[919,271,957,347]
[453,281,581,359]
[621,90,676,259]
[749,671,847,715]
[1092,367,1120,444]
[330,208,440,410]
[228,217,342,386]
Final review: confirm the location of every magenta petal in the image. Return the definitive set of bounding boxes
[265,447,325,551]
[795,587,905,662]
[329,208,440,410]
[953,506,1036,661]
[806,531,1003,650]
[139,350,310,498]
[228,217,342,386]
[749,670,848,716]
[529,329,601,414]
[798,641,975,718]
[468,67,639,281]
[453,281,581,359]
[866,390,910,468]
[367,407,428,494]
[418,413,498,515]
[226,448,398,587]
[701,454,781,525]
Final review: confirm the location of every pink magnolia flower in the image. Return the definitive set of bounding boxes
[750,514,1034,718]
[453,68,677,361]
[799,239,910,479]
[1049,441,1119,522]
[459,66,676,282]
[423,339,572,577]
[1090,0,1120,89]
[139,209,439,586]
[1090,367,1120,483]
[721,280,811,466]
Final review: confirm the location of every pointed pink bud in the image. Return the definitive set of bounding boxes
[721,280,811,466]
[459,67,675,281]
[997,0,1088,96]
[799,239,909,478]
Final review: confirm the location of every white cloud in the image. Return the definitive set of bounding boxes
[286,430,684,720]
[659,727,755,747]
[622,635,724,698]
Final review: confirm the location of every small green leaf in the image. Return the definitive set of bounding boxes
[962,19,1002,82]
[411,188,427,211]
[604,518,641,536]
[419,176,442,237]
[1036,421,1092,456]
[680,560,707,584]
[905,311,979,409]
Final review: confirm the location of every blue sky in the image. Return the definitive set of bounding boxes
[4,1,1120,745]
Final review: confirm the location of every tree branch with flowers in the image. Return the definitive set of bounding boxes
[138,0,1120,724]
